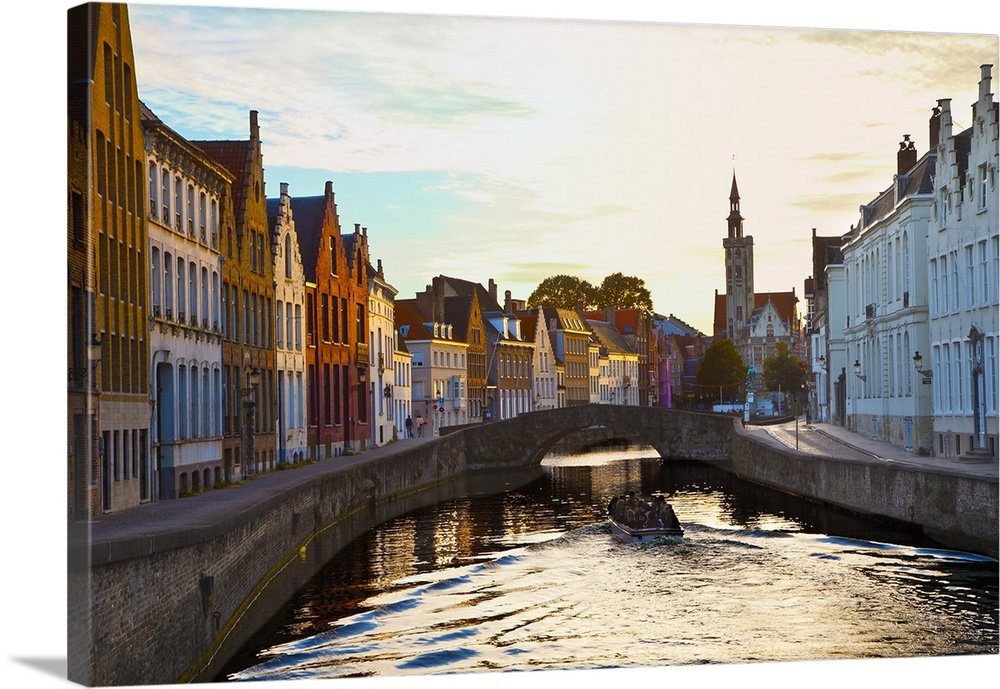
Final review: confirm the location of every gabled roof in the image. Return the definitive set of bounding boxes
[586,319,634,355]
[857,151,936,233]
[394,300,434,341]
[443,295,474,341]
[437,275,504,312]
[190,139,250,208]
[286,195,328,283]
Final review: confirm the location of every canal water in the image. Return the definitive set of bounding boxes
[219,450,997,682]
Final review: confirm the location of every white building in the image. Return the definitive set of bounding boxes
[142,103,227,498]
[267,183,308,464]
[396,301,469,436]
[842,133,935,453]
[926,65,999,460]
[587,319,640,405]
[368,259,399,447]
[393,331,413,438]
[520,307,558,411]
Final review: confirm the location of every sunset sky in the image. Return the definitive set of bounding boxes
[125,0,997,334]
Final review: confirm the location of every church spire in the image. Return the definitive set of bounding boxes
[727,171,744,238]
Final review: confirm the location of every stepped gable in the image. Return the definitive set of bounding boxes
[285,195,327,283]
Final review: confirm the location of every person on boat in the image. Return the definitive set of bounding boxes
[659,502,680,529]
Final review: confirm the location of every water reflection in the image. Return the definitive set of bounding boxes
[220,450,998,681]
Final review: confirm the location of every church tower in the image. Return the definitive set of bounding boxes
[723,172,754,341]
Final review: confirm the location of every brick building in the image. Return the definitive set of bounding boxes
[194,111,277,478]
[68,3,151,516]
[293,182,370,457]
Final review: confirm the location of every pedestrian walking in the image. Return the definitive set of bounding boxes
[416,415,424,437]
[405,416,413,438]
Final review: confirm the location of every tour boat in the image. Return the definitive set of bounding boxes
[607,493,684,543]
[609,517,684,543]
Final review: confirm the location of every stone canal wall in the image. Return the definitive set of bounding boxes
[729,420,999,557]
[69,407,996,686]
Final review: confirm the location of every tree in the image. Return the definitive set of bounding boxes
[527,274,598,310]
[696,339,745,402]
[595,272,654,314]
[761,341,807,398]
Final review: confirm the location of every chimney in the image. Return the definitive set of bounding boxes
[432,276,445,324]
[325,180,334,201]
[488,278,498,306]
[280,182,289,197]
[929,106,942,149]
[980,64,993,102]
[897,134,917,175]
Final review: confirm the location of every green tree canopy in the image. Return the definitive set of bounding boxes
[527,274,598,310]
[595,272,654,314]
[696,339,746,398]
[761,341,807,395]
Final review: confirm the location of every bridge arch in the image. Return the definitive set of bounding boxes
[447,404,735,472]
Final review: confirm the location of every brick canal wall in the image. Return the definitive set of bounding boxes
[69,408,996,686]
[729,420,999,558]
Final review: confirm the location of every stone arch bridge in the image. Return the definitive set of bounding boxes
[437,404,735,471]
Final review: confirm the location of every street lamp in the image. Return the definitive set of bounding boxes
[853,360,866,382]
[912,351,933,379]
[243,367,260,477]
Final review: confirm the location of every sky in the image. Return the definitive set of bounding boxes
[124,0,998,335]
[1,3,998,689]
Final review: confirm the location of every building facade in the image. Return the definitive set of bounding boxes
[142,103,229,498]
[393,331,413,438]
[68,3,151,516]
[396,300,469,434]
[519,307,558,411]
[368,258,399,446]
[267,183,308,464]
[842,135,935,453]
[294,182,369,458]
[194,111,276,480]
[926,66,999,459]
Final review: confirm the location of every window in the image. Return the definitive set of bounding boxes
[980,165,988,210]
[276,301,284,349]
[987,337,997,414]
[200,267,209,327]
[176,258,186,320]
[161,168,170,223]
[189,261,197,323]
[902,232,910,296]
[199,191,207,240]
[966,245,975,310]
[930,259,938,315]
[211,199,218,247]
[980,241,989,305]
[285,235,292,279]
[939,254,949,314]
[148,166,157,217]
[150,248,161,314]
[187,185,195,235]
[174,178,182,231]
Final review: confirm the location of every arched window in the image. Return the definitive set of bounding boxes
[161,168,170,224]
